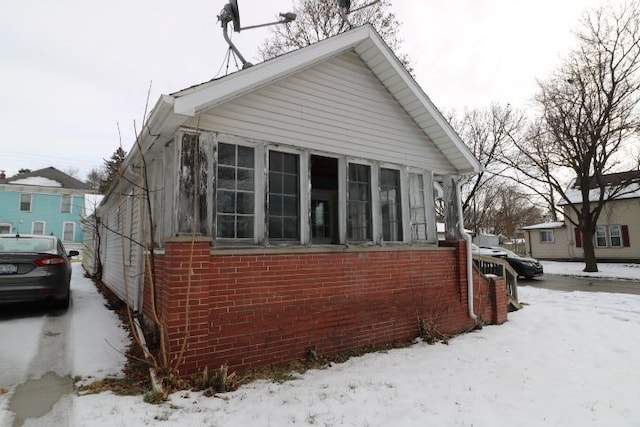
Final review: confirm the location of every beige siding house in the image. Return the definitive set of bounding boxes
[523,171,640,262]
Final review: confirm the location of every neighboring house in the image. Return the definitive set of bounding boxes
[0,167,91,250]
[92,25,508,375]
[523,170,640,262]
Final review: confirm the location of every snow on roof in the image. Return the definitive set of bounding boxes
[560,171,640,205]
[521,221,565,230]
[10,176,62,187]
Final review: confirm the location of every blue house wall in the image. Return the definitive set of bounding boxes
[0,191,85,242]
[0,167,92,244]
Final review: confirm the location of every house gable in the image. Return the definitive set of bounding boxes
[186,51,454,173]
[169,25,480,176]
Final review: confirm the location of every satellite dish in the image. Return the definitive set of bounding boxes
[218,0,297,69]
[338,0,380,29]
[339,0,351,13]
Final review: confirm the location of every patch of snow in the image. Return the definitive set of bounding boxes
[521,221,565,230]
[10,177,62,187]
[2,262,640,426]
[541,260,640,281]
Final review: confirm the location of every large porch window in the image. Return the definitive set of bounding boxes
[216,143,255,239]
[268,151,300,241]
[202,132,439,247]
[347,163,372,241]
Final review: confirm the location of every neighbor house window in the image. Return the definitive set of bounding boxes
[380,168,402,241]
[609,225,623,247]
[347,163,372,241]
[216,143,255,239]
[32,221,45,235]
[63,222,75,242]
[540,230,555,243]
[408,173,427,241]
[0,224,10,234]
[19,194,32,212]
[268,150,300,240]
[61,194,72,213]
[595,225,607,247]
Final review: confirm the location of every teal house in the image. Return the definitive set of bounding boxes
[0,167,91,246]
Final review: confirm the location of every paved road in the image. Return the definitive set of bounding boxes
[519,274,640,295]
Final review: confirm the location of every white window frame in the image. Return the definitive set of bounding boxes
[0,223,12,234]
[19,193,32,212]
[63,222,76,242]
[540,230,555,243]
[379,165,404,243]
[32,221,46,235]
[609,225,623,248]
[266,145,307,244]
[346,160,376,243]
[61,194,72,213]
[215,137,260,242]
[595,225,607,248]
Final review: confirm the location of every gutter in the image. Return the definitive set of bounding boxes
[456,178,477,322]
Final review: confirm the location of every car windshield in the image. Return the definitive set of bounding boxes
[0,237,55,253]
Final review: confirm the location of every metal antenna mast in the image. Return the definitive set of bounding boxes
[217,0,297,69]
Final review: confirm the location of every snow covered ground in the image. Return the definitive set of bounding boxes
[1,262,639,426]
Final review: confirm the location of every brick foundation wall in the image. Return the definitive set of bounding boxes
[143,240,507,376]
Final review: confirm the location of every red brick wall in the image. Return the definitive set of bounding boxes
[143,240,507,375]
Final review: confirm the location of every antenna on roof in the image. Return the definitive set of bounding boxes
[338,0,381,29]
[217,0,297,69]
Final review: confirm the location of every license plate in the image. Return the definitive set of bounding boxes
[0,264,18,274]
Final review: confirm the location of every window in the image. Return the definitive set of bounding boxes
[0,224,11,234]
[347,163,372,241]
[595,225,607,247]
[409,173,427,241]
[540,230,555,243]
[216,143,255,239]
[268,151,300,240]
[63,222,75,242]
[609,225,623,248]
[61,195,72,213]
[19,194,32,212]
[380,168,402,241]
[310,155,339,244]
[32,221,45,235]
[595,225,625,248]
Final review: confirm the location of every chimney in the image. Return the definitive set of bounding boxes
[0,170,6,183]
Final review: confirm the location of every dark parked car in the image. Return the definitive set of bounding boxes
[0,234,78,310]
[481,246,543,279]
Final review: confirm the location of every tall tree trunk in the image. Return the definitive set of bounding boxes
[581,211,598,272]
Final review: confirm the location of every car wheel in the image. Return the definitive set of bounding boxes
[53,292,70,310]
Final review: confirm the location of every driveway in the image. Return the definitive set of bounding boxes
[0,263,129,427]
[519,274,640,296]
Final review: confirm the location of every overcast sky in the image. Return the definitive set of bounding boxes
[1,0,606,179]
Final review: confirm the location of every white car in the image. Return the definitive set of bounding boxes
[471,243,507,258]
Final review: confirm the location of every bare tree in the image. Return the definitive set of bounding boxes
[258,0,412,71]
[85,167,105,193]
[507,2,640,272]
[449,104,525,234]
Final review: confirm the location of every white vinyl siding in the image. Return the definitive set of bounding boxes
[188,52,453,174]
